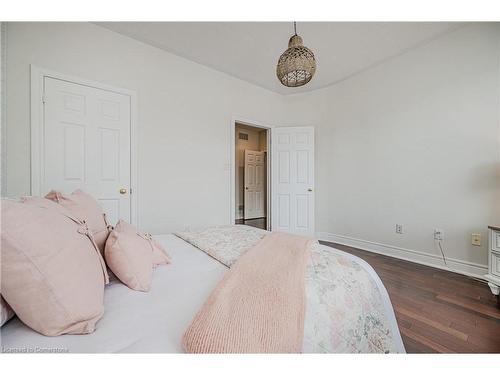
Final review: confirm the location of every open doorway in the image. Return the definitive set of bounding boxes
[234,122,270,230]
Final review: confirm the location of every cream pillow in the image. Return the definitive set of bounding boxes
[1,199,106,336]
[45,189,111,255]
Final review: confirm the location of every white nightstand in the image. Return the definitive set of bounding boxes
[485,225,500,296]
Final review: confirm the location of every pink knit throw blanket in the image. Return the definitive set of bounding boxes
[182,232,314,353]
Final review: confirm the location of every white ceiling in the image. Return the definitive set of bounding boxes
[96,22,464,95]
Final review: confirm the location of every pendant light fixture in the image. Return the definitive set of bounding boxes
[276,22,316,87]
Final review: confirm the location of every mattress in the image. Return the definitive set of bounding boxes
[0,234,404,353]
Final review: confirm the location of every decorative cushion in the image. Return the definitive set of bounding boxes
[1,199,106,336]
[0,295,15,327]
[112,220,171,266]
[104,221,154,292]
[104,221,171,291]
[21,196,109,283]
[151,238,171,266]
[45,189,110,255]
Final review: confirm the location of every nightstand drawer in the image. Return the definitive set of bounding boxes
[491,252,500,277]
[492,230,500,253]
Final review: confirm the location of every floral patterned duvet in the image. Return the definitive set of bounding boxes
[175,225,405,353]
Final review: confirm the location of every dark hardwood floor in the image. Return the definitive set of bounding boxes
[235,217,267,230]
[320,240,500,353]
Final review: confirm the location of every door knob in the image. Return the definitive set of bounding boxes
[308,188,313,192]
[119,188,128,195]
[245,187,249,190]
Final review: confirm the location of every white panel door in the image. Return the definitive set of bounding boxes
[43,77,131,226]
[272,127,314,236]
[244,150,266,219]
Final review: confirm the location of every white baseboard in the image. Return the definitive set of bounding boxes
[316,232,488,280]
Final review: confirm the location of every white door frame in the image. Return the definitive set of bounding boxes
[229,117,272,230]
[30,65,139,226]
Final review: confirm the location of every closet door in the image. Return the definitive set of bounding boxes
[272,127,314,236]
[42,77,131,225]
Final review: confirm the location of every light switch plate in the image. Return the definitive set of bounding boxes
[471,233,481,246]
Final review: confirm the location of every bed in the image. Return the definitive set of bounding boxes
[0,230,405,353]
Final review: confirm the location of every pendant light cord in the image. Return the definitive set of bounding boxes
[293,21,297,35]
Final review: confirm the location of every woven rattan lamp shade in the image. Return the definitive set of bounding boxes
[276,33,316,87]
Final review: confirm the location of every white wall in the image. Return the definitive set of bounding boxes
[3,22,286,233]
[4,22,499,277]
[284,23,500,275]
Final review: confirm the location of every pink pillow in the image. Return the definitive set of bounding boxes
[21,196,109,283]
[0,295,15,327]
[104,221,171,291]
[112,220,171,266]
[105,221,153,292]
[1,199,107,336]
[45,189,110,255]
[152,238,171,266]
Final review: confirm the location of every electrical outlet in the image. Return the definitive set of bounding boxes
[471,233,481,246]
[396,224,403,234]
[434,229,444,241]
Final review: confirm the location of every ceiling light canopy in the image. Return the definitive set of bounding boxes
[276,22,317,88]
